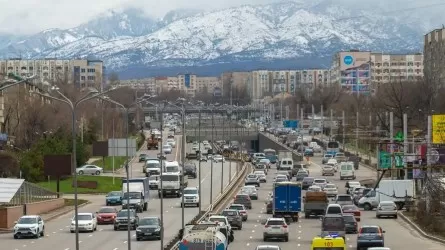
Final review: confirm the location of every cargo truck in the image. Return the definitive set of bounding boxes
[122,178,150,212]
[303,191,329,218]
[273,182,302,223]
[179,223,228,250]
[358,180,415,210]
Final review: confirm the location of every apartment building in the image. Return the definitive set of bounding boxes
[196,76,220,94]
[424,27,445,84]
[331,50,423,94]
[119,77,157,93]
[0,59,105,89]
[247,69,331,101]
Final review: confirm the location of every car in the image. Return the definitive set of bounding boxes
[96,207,118,224]
[241,185,258,200]
[277,170,291,180]
[70,213,97,233]
[145,159,161,176]
[139,153,147,162]
[136,217,162,241]
[163,144,172,154]
[265,200,273,214]
[274,175,288,183]
[313,178,328,189]
[106,191,122,205]
[76,164,103,175]
[326,159,339,171]
[13,215,44,239]
[228,204,248,221]
[302,177,315,189]
[234,193,252,209]
[322,154,334,164]
[263,217,289,242]
[295,171,308,181]
[166,138,176,148]
[353,188,372,205]
[245,174,260,187]
[199,155,208,161]
[323,183,338,197]
[114,209,139,230]
[292,162,310,176]
[181,187,200,207]
[356,225,386,250]
[183,162,197,178]
[255,245,282,250]
[254,171,267,182]
[259,158,271,168]
[221,209,243,229]
[307,185,322,192]
[304,148,314,157]
[343,214,358,234]
[325,204,343,215]
[341,205,361,221]
[321,214,346,239]
[335,194,354,206]
[321,165,335,176]
[376,201,398,219]
[345,181,361,194]
[255,164,268,174]
[208,215,233,233]
[213,154,225,162]
[148,175,160,189]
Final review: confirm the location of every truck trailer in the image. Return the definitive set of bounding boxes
[273,181,302,223]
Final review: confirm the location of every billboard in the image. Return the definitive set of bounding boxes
[432,114,445,144]
[339,52,371,94]
[184,74,190,88]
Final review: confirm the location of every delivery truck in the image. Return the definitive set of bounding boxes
[303,191,329,218]
[358,179,415,210]
[273,182,302,223]
[122,177,150,212]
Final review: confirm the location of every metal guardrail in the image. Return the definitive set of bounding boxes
[164,151,250,250]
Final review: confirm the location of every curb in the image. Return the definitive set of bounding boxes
[399,211,445,244]
[0,201,92,234]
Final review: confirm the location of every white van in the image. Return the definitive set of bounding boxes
[164,161,181,174]
[279,158,293,171]
[339,162,355,180]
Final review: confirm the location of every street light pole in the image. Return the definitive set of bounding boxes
[221,111,224,194]
[198,109,202,211]
[210,108,214,205]
[181,104,186,230]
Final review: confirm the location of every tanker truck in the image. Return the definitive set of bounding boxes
[179,222,228,250]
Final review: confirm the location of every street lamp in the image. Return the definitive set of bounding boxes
[201,105,216,206]
[30,85,118,250]
[0,75,37,91]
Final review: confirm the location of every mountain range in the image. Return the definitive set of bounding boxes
[0,0,442,78]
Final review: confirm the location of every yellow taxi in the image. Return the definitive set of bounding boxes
[311,236,346,250]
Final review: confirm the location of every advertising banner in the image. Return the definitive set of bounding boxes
[339,52,371,95]
[273,79,285,94]
[184,74,190,88]
[432,114,445,144]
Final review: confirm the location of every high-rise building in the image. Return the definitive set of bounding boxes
[196,76,221,94]
[424,27,445,84]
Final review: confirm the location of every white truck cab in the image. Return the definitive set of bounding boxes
[164,161,181,174]
[339,162,355,180]
[181,187,200,207]
[159,172,182,198]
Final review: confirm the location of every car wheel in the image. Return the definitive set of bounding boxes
[13,234,18,239]
[136,238,140,241]
[394,215,398,219]
[263,237,267,241]
[35,230,39,238]
[114,227,117,231]
[95,170,101,175]
[70,230,75,233]
[78,170,84,175]
[364,203,372,211]
[284,236,289,242]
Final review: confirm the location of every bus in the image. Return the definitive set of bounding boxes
[311,236,346,250]
[326,141,340,156]
[263,149,278,163]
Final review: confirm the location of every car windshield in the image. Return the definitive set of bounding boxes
[247,175,256,178]
[325,184,336,189]
[183,189,198,194]
[360,227,380,234]
[314,179,325,183]
[235,195,249,200]
[229,205,244,210]
[149,175,159,180]
[322,217,344,231]
[147,162,159,168]
[117,211,135,217]
[108,191,121,197]
[266,220,284,226]
[123,192,141,199]
[343,215,355,222]
[98,208,116,213]
[337,195,352,201]
[139,218,159,226]
[209,218,226,223]
[163,145,171,149]
[75,214,92,220]
[342,205,356,210]
[166,166,179,172]
[303,177,314,182]
[18,217,37,224]
[222,210,238,216]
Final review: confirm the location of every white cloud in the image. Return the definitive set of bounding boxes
[0,0,441,35]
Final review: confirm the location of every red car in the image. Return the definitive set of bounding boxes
[96,207,118,224]
[342,205,361,221]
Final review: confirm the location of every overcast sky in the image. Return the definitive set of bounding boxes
[0,0,438,35]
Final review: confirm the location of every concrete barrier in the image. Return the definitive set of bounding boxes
[0,206,24,229]
[25,198,65,215]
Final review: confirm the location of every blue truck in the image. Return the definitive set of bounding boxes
[273,182,302,223]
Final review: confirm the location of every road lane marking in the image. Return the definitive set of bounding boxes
[31,241,35,244]
[246,243,250,246]
[347,238,350,241]
[46,234,50,236]
[123,241,127,244]
[252,230,255,233]
[64,248,70,250]
[23,245,27,247]
[52,232,56,233]
[88,234,93,237]
[99,229,103,231]
[132,234,136,237]
[249,236,253,239]
[298,236,301,239]
[254,224,257,227]
[59,229,63,231]
[113,248,118,250]
[79,241,82,243]
[297,244,301,247]
[298,231,301,233]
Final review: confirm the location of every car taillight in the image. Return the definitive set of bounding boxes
[264,225,269,228]
[378,207,383,210]
[282,225,287,228]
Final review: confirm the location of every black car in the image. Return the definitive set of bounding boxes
[136,217,162,241]
[114,209,139,230]
[302,177,315,190]
[343,214,358,234]
[183,163,197,178]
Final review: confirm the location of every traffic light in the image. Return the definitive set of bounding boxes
[7,73,23,81]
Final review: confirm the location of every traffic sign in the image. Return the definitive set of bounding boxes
[379,151,391,169]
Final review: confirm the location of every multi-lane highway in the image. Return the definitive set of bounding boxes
[229,134,445,250]
[2,131,237,250]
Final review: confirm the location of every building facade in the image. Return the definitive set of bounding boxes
[424,28,445,84]
[331,50,423,94]
[0,59,105,89]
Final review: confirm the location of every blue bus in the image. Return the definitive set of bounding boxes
[263,149,278,163]
[326,141,340,156]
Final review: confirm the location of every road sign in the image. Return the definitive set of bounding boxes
[283,120,298,128]
[379,151,391,169]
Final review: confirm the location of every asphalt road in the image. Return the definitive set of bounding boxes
[2,131,238,250]
[228,134,445,250]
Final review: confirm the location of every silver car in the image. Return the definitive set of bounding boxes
[335,194,354,206]
[321,165,335,176]
[376,201,398,218]
[76,165,103,175]
[241,185,258,200]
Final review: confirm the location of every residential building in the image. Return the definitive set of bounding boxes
[220,72,250,96]
[0,59,105,89]
[424,27,445,84]
[119,77,156,93]
[196,76,221,94]
[177,74,197,97]
[331,50,423,94]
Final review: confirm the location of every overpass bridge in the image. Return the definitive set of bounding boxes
[128,106,261,115]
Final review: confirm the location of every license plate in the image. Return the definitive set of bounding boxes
[272,226,280,229]
[145,233,152,235]
[166,191,172,193]
[104,219,110,221]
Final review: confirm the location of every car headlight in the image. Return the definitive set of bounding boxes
[136,228,141,232]
[155,228,161,232]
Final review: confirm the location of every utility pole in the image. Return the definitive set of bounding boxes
[329,109,333,140]
[356,111,359,156]
[311,104,315,134]
[403,113,408,180]
[342,111,345,150]
[389,112,394,180]
[321,105,324,136]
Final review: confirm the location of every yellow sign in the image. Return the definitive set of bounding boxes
[432,114,445,144]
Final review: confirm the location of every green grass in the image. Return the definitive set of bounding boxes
[64,198,88,206]
[91,156,129,171]
[37,176,123,194]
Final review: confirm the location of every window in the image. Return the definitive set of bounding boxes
[87,68,95,73]
[337,196,352,201]
[81,68,85,73]
[160,175,179,181]
[360,227,380,234]
[266,220,285,226]
[81,76,85,80]
[87,76,95,81]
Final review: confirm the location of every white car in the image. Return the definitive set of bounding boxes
[307,185,322,192]
[13,215,45,239]
[323,183,338,197]
[148,175,160,189]
[166,138,176,148]
[163,144,172,154]
[326,159,339,171]
[254,171,267,182]
[213,154,225,162]
[313,178,328,189]
[263,217,289,242]
[70,213,97,233]
[208,215,232,232]
[76,165,103,175]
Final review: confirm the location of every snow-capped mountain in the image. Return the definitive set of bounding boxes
[0,0,439,77]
